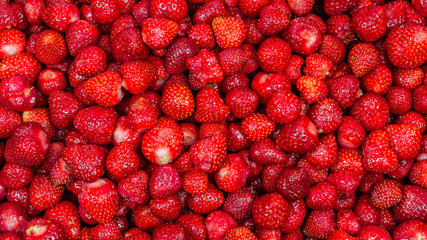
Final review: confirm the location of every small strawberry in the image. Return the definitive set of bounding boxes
[409,160,427,188]
[225,87,258,119]
[361,64,392,95]
[62,144,108,182]
[262,163,286,193]
[212,16,246,49]
[306,133,338,169]
[84,71,124,107]
[66,20,100,57]
[71,46,107,83]
[249,138,288,165]
[350,93,389,131]
[0,52,42,83]
[305,182,338,210]
[251,193,289,229]
[324,0,357,15]
[0,105,21,139]
[188,183,224,214]
[224,227,257,240]
[73,106,118,145]
[218,47,251,76]
[182,168,208,195]
[282,17,322,56]
[215,153,249,193]
[296,76,328,104]
[42,2,79,32]
[251,71,291,104]
[386,24,427,68]
[308,98,343,134]
[176,213,208,240]
[326,74,361,109]
[44,201,81,240]
[188,24,216,50]
[257,37,291,73]
[395,111,426,134]
[352,5,386,42]
[384,124,421,160]
[348,43,380,78]
[141,18,179,50]
[258,4,290,35]
[266,91,300,124]
[186,48,224,85]
[152,224,185,240]
[276,115,319,154]
[29,174,64,210]
[413,85,427,114]
[141,117,184,165]
[24,0,45,25]
[303,210,336,239]
[393,67,423,90]
[191,133,227,173]
[0,202,29,233]
[111,28,150,64]
[241,113,274,142]
[337,116,366,149]
[78,178,119,223]
[48,90,84,129]
[0,28,26,60]
[106,142,140,181]
[276,167,310,201]
[133,205,164,231]
[34,29,68,65]
[370,179,402,210]
[318,34,346,64]
[149,165,181,200]
[0,163,33,189]
[394,185,427,222]
[0,74,37,112]
[118,170,150,204]
[24,218,66,240]
[359,225,392,240]
[91,0,120,24]
[90,221,123,240]
[165,37,199,75]
[120,61,155,94]
[194,87,230,123]
[36,69,67,96]
[238,0,269,17]
[205,211,238,240]
[126,96,158,133]
[150,0,187,22]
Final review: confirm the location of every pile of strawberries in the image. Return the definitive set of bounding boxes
[0,0,427,239]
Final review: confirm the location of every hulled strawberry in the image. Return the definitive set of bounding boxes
[350,93,389,131]
[91,0,120,24]
[120,61,155,94]
[282,17,321,56]
[215,153,249,193]
[308,98,343,134]
[296,76,328,104]
[24,217,66,240]
[42,2,79,32]
[252,193,289,229]
[205,211,238,240]
[212,16,246,49]
[303,210,336,239]
[348,43,380,78]
[126,96,158,133]
[188,183,224,214]
[66,20,100,57]
[186,48,224,86]
[111,28,150,63]
[0,202,29,234]
[0,74,37,112]
[352,5,386,42]
[90,221,123,240]
[0,28,26,60]
[142,18,179,50]
[361,64,392,95]
[118,170,150,204]
[257,37,291,73]
[106,142,140,180]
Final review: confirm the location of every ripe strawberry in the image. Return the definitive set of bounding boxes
[266,91,300,124]
[361,64,392,95]
[192,0,228,24]
[150,0,187,22]
[258,4,290,35]
[276,115,319,154]
[224,227,257,240]
[62,144,108,182]
[111,28,149,64]
[152,223,185,240]
[212,16,246,49]
[0,105,21,139]
[370,179,402,209]
[4,122,50,167]
[186,48,224,85]
[106,142,139,181]
[141,18,179,50]
[149,165,181,200]
[66,20,100,57]
[194,87,230,123]
[24,218,66,239]
[34,29,68,65]
[24,0,45,25]
[78,178,119,223]
[215,153,249,193]
[0,163,33,189]
[262,163,286,193]
[409,160,427,188]
[44,201,80,240]
[191,133,226,173]
[188,24,216,50]
[126,96,158,133]
[287,0,314,16]
[355,194,382,226]
[323,0,357,15]
[394,220,427,240]
[393,185,427,222]
[0,74,37,112]
[205,211,238,240]
[303,210,336,239]
[413,85,427,114]
[48,90,84,129]
[165,37,199,75]
[222,187,256,223]
[251,193,289,229]
[249,138,287,165]
[36,69,67,96]
[84,71,124,107]
[0,201,29,233]
[176,213,208,240]
[241,113,274,142]
[326,74,360,108]
[305,182,338,210]
[224,87,258,119]
[385,86,412,114]
[303,54,333,79]
[386,24,427,68]
[218,47,251,76]
[133,205,164,231]
[188,183,224,214]
[0,52,42,83]
[29,174,64,211]
[337,210,360,236]
[309,98,343,134]
[306,133,338,169]
[350,93,389,131]
[392,67,423,90]
[352,5,386,42]
[337,116,366,149]
[282,17,321,56]
[359,225,392,240]
[384,124,421,160]
[318,34,346,64]
[118,170,150,204]
[42,2,79,32]
[296,76,328,104]
[0,29,26,60]
[251,71,291,104]
[109,14,138,39]
[141,117,184,165]
[348,43,380,78]
[120,61,155,94]
[276,167,310,201]
[91,221,123,240]
[257,37,291,73]
[182,168,208,195]
[91,0,120,23]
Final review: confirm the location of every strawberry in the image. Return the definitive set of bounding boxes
[188,24,216,50]
[176,213,208,240]
[118,170,150,204]
[384,124,421,160]
[262,163,286,193]
[165,37,199,75]
[359,225,391,240]
[276,115,319,154]
[205,211,238,240]
[303,53,333,79]
[306,133,338,169]
[348,43,380,78]
[241,113,274,142]
[325,14,354,43]
[287,0,313,16]
[83,71,124,107]
[306,182,338,210]
[212,16,246,49]
[258,4,290,36]
[352,5,386,42]
[337,116,366,149]
[0,163,33,189]
[0,29,26,60]
[109,14,139,39]
[191,133,227,173]
[141,117,184,165]
[133,205,164,231]
[62,144,107,182]
[318,35,346,64]
[394,220,427,240]
[24,0,45,25]
[106,142,139,181]
[303,210,336,239]
[336,210,360,236]
[152,224,185,240]
[222,187,256,223]
[186,48,224,85]
[296,76,328,104]
[395,111,426,135]
[29,174,64,210]
[218,47,251,76]
[179,123,198,149]
[0,52,42,83]
[308,98,343,134]
[0,105,20,139]
[386,86,413,115]
[120,61,155,94]
[36,69,67,96]
[0,202,29,233]
[34,29,68,65]
[149,195,182,221]
[66,20,100,57]
[188,183,224,214]
[111,28,149,64]
[370,179,402,209]
[42,2,79,32]
[70,46,107,85]
[392,67,423,90]
[182,168,208,195]
[409,160,427,188]
[413,85,427,114]
[215,153,249,193]
[251,71,291,104]
[276,167,310,201]
[4,122,50,167]
[150,0,187,22]
[194,87,230,123]
[0,75,37,112]
[350,93,389,131]
[22,108,55,139]
[48,90,84,129]
[73,106,118,145]
[238,0,269,17]
[251,193,289,229]
[225,87,258,119]
[78,178,119,223]
[91,0,120,23]
[224,227,257,240]
[386,24,427,68]
[266,91,300,124]
[127,96,158,133]
[324,0,357,15]
[90,221,123,240]
[141,18,179,50]
[149,164,181,200]
[361,64,392,95]
[44,201,80,240]
[282,17,322,56]
[249,138,288,165]
[24,218,66,239]
[192,0,228,24]
[394,185,427,222]
[257,37,291,73]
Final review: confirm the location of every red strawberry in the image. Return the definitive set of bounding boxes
[141,18,179,50]
[4,122,50,167]
[118,170,150,204]
[225,87,258,119]
[186,48,224,85]
[66,20,100,57]
[188,183,224,214]
[386,24,427,68]
[249,138,288,165]
[36,69,67,96]
[0,163,33,189]
[413,85,427,114]
[224,227,257,240]
[276,167,310,201]
[262,163,286,193]
[215,153,249,193]
[303,210,336,239]
[90,221,123,240]
[306,133,338,169]
[0,74,37,112]
[70,46,107,84]
[179,123,198,149]
[111,28,149,64]
[42,2,79,32]
[24,218,66,240]
[266,91,300,124]
[251,71,291,104]
[0,28,26,60]
[205,211,238,240]
[218,48,250,76]
[29,174,64,210]
[0,202,29,233]
[362,130,398,173]
[359,225,391,240]
[141,117,184,165]
[257,37,291,73]
[188,24,216,50]
[410,160,427,188]
[44,201,80,240]
[394,220,427,240]
[361,64,392,95]
[160,82,195,121]
[182,168,208,195]
[296,76,328,104]
[276,115,319,154]
[318,35,346,65]
[150,0,187,22]
[165,37,199,75]
[84,71,124,107]
[308,98,343,134]
[176,213,208,240]
[191,133,227,173]
[392,67,423,90]
[282,17,321,56]
[133,205,164,231]
[194,87,230,123]
[150,195,182,221]
[238,0,269,17]
[62,144,107,182]
[0,105,21,139]
[78,178,119,223]
[24,0,45,25]
[109,14,138,39]
[258,4,290,35]
[352,5,386,42]
[34,29,68,65]
[106,142,139,180]
[22,108,55,139]
[325,14,354,43]
[0,52,42,83]
[305,182,338,210]
[151,224,185,240]
[350,93,389,131]
[149,164,181,200]
[120,61,155,94]
[348,43,380,78]
[251,193,289,229]
[127,96,158,133]
[326,74,361,108]
[370,179,402,209]
[241,113,274,142]
[384,124,421,160]
[394,185,427,222]
[337,116,366,149]
[324,0,357,15]
[48,90,84,129]
[91,0,120,23]
[212,16,246,49]
[222,187,256,223]
[73,106,118,145]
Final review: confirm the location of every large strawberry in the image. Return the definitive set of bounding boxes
[0,52,41,83]
[194,87,230,123]
[141,18,179,50]
[160,82,195,120]
[211,16,246,49]
[83,71,124,107]
[190,134,227,173]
